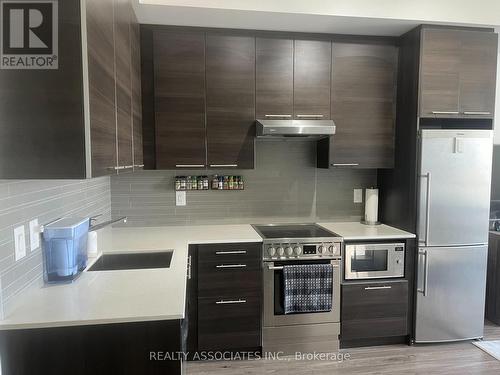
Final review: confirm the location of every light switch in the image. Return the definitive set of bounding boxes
[14,225,26,261]
[176,191,186,206]
[353,189,363,203]
[29,218,40,251]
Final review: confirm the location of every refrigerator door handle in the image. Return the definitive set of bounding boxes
[419,172,431,246]
[417,249,429,296]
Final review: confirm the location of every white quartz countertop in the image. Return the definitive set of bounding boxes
[0,224,262,330]
[318,222,416,241]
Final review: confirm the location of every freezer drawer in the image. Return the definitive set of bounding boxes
[417,129,492,246]
[415,245,487,343]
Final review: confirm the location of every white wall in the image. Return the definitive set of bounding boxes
[140,0,500,27]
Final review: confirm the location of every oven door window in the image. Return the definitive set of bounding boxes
[273,260,331,315]
[350,249,388,272]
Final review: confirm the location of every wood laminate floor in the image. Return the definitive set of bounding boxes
[186,321,500,374]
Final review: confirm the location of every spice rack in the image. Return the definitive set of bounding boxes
[175,175,244,191]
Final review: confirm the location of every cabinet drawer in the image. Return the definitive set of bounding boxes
[198,295,261,350]
[341,281,408,340]
[198,260,261,298]
[198,243,261,263]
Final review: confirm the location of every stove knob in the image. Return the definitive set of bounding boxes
[293,246,302,256]
[328,245,335,254]
[277,247,285,257]
[267,247,276,257]
[285,247,293,256]
[318,245,326,254]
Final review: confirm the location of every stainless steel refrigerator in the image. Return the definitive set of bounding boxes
[414,129,493,343]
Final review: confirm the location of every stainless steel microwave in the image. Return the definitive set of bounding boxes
[344,243,405,280]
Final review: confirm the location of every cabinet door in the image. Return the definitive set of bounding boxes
[206,35,255,169]
[330,43,397,168]
[153,31,206,169]
[86,0,117,177]
[459,31,498,118]
[130,12,143,170]
[256,38,294,119]
[342,281,408,341]
[198,294,261,351]
[419,29,461,118]
[294,40,331,120]
[113,0,134,170]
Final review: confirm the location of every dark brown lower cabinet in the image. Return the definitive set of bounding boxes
[187,243,262,355]
[341,280,408,347]
[486,232,500,325]
[0,320,184,375]
[198,294,261,351]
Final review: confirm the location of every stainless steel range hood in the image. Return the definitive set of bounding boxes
[256,119,335,139]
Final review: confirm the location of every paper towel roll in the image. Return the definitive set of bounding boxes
[364,188,379,224]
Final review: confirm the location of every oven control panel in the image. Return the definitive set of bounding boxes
[263,242,341,260]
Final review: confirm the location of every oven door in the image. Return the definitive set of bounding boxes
[263,259,340,327]
[344,243,405,280]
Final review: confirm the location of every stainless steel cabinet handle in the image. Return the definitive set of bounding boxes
[216,299,247,305]
[134,164,145,168]
[209,164,238,168]
[296,114,324,118]
[123,165,134,169]
[112,166,126,170]
[331,163,359,167]
[420,172,431,246]
[265,114,292,118]
[431,111,459,115]
[417,250,429,296]
[215,264,247,269]
[215,250,247,255]
[175,164,205,168]
[364,286,392,290]
[187,255,192,280]
[463,111,491,115]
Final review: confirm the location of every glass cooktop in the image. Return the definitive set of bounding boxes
[253,224,336,239]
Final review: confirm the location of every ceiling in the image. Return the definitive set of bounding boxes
[134,0,500,36]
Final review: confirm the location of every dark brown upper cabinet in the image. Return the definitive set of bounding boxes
[130,12,144,169]
[153,31,206,169]
[459,31,498,117]
[0,0,141,179]
[114,0,134,170]
[420,28,498,119]
[86,0,118,177]
[293,40,332,120]
[327,43,398,169]
[206,34,256,169]
[256,38,294,119]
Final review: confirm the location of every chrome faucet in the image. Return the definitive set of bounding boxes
[89,216,127,232]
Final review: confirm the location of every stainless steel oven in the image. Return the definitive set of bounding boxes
[344,243,405,280]
[263,258,341,327]
[253,223,344,354]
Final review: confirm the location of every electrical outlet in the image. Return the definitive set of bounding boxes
[353,189,363,204]
[176,191,186,206]
[14,225,26,261]
[29,218,40,251]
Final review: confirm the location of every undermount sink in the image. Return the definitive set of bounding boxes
[87,251,173,271]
